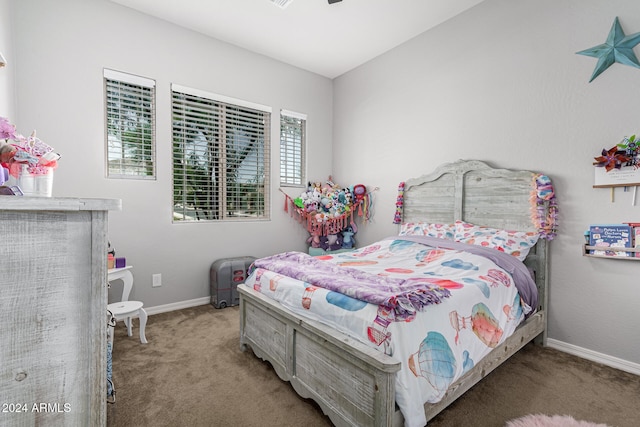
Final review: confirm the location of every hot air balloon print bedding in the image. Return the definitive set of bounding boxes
[244,235,537,427]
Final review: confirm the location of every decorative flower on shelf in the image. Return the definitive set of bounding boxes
[0,116,60,186]
[594,146,629,171]
[593,135,638,172]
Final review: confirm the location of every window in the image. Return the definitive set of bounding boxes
[280,110,306,187]
[171,84,271,222]
[104,69,156,179]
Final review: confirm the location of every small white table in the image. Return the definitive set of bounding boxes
[108,265,134,302]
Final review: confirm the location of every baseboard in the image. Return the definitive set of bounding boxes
[144,297,211,316]
[547,338,640,376]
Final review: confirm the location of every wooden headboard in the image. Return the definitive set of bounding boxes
[402,159,549,314]
[403,159,537,231]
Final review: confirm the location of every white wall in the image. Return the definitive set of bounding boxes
[333,0,640,366]
[9,0,332,307]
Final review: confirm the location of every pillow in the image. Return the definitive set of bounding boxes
[453,220,539,261]
[399,222,455,240]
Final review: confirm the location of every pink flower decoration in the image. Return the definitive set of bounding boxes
[0,116,17,140]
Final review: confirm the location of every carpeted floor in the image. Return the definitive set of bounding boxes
[107,304,640,427]
[505,414,611,427]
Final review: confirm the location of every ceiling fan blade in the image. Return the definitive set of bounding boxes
[328,0,343,4]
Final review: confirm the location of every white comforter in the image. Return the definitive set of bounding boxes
[244,237,528,427]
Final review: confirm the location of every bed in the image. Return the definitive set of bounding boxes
[238,159,554,427]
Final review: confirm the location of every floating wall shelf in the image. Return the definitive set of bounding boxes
[583,245,640,261]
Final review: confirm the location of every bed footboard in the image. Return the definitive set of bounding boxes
[238,284,401,427]
[239,283,546,427]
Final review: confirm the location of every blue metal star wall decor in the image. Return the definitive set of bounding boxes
[576,17,640,82]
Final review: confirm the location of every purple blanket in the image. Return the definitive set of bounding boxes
[252,251,451,321]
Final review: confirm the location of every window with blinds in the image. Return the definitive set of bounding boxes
[171,84,271,222]
[104,69,156,179]
[280,110,306,187]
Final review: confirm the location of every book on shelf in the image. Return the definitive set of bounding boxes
[625,223,640,258]
[630,224,640,258]
[589,224,633,257]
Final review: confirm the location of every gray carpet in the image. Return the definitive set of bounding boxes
[107,305,639,427]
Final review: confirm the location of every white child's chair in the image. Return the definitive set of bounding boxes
[107,266,148,344]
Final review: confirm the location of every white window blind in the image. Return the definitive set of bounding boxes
[104,69,156,179]
[280,109,306,187]
[171,84,271,222]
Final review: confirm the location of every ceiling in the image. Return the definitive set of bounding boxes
[110,0,485,79]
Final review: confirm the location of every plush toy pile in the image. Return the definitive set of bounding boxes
[282,178,371,251]
[294,179,357,220]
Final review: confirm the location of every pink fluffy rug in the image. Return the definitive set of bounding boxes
[506,414,611,427]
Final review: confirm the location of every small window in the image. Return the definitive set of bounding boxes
[280,110,306,187]
[171,84,271,222]
[104,69,156,179]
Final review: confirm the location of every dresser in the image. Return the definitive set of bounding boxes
[0,197,120,426]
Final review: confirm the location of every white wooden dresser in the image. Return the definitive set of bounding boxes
[0,197,120,426]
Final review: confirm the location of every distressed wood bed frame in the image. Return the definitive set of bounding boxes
[238,159,549,427]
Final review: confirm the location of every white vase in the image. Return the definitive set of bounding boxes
[6,164,54,197]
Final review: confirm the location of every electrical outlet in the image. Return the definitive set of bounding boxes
[152,273,162,287]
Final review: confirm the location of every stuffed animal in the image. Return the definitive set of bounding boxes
[352,184,366,203]
[320,233,343,251]
[0,142,16,165]
[341,225,356,249]
[307,231,321,248]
